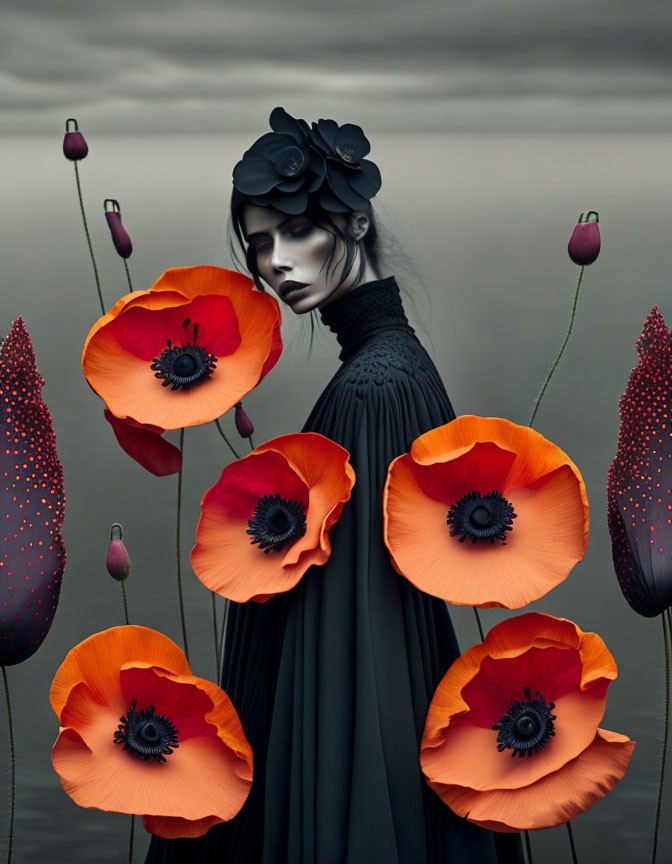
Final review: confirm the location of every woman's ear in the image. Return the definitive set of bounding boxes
[347,211,370,241]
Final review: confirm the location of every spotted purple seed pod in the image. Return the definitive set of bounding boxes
[235,402,254,438]
[568,211,600,266]
[63,118,88,161]
[104,199,133,259]
[607,307,672,617]
[0,318,66,665]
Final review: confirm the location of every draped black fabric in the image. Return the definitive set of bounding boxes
[146,277,524,864]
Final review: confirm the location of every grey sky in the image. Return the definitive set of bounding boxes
[2,0,672,132]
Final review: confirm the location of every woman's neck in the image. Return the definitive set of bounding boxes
[318,254,380,312]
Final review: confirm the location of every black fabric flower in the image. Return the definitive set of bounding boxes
[232,107,382,214]
[308,118,382,212]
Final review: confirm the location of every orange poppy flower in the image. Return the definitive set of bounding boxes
[50,625,253,839]
[192,432,356,602]
[421,612,635,832]
[82,266,282,474]
[383,416,589,608]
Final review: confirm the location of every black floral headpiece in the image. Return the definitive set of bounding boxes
[232,107,382,215]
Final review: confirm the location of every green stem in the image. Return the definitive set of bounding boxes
[473,607,485,642]
[214,419,241,460]
[73,162,105,316]
[566,821,578,864]
[212,592,221,682]
[524,830,532,864]
[123,259,134,293]
[120,581,130,626]
[128,814,135,864]
[2,667,15,864]
[176,428,190,662]
[528,265,585,429]
[652,609,671,863]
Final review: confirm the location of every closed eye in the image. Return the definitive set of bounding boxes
[253,224,313,254]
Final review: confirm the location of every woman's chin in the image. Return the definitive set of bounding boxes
[285,294,322,315]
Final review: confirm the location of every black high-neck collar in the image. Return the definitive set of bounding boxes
[319,276,414,360]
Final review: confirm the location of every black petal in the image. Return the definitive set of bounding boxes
[232,155,280,195]
[269,107,309,147]
[326,166,370,211]
[334,123,370,162]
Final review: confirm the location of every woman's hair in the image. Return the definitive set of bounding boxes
[225,188,432,358]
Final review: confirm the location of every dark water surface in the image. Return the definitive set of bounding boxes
[1,133,671,862]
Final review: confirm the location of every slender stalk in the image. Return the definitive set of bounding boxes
[524,830,532,864]
[120,581,130,625]
[212,593,221,682]
[248,433,255,450]
[214,419,241,460]
[2,667,15,864]
[73,162,105,316]
[176,428,190,662]
[566,821,578,864]
[528,265,585,429]
[123,259,134,293]
[652,610,671,863]
[473,607,485,642]
[128,814,135,864]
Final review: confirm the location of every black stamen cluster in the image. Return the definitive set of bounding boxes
[447,489,517,544]
[114,700,179,763]
[247,493,307,553]
[150,319,217,391]
[492,686,556,758]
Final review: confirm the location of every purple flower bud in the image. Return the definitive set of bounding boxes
[63,118,88,161]
[568,211,600,266]
[235,402,254,438]
[104,199,133,259]
[106,524,130,582]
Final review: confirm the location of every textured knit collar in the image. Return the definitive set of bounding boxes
[319,276,413,360]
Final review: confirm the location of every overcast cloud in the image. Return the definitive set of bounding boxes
[2,0,672,132]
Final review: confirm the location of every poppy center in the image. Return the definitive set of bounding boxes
[246,492,307,554]
[447,490,517,544]
[150,318,217,391]
[114,700,179,763]
[492,686,556,758]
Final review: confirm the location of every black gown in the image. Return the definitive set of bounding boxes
[146,277,524,864]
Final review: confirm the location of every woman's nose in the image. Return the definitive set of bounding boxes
[271,237,292,271]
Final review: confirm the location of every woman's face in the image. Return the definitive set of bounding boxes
[242,204,359,314]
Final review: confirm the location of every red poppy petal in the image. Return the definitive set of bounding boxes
[118,667,213,740]
[142,814,224,839]
[50,626,192,720]
[104,409,181,476]
[422,650,609,792]
[106,295,241,362]
[427,728,635,831]
[416,443,519,504]
[204,450,309,520]
[53,675,251,821]
[384,453,587,609]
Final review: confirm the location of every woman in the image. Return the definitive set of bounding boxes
[146,108,524,864]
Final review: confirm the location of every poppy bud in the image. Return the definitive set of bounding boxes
[63,118,89,161]
[106,523,131,582]
[235,402,255,438]
[104,199,133,259]
[568,210,600,266]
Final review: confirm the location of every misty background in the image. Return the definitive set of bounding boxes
[1,0,672,862]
